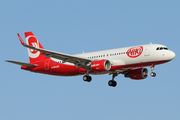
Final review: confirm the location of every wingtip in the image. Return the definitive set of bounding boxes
[17,33,25,45]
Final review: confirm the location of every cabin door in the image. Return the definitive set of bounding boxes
[144,45,151,56]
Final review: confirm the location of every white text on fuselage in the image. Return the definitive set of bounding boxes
[51,66,59,69]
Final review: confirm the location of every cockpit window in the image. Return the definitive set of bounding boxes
[160,47,163,50]
[156,47,169,50]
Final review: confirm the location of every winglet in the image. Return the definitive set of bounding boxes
[17,33,25,45]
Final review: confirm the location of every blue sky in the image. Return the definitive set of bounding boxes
[1,0,180,120]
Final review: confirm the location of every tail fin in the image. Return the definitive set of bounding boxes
[24,32,46,63]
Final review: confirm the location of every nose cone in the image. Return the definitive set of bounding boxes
[169,51,176,60]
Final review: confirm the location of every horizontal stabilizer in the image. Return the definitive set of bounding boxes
[6,60,37,67]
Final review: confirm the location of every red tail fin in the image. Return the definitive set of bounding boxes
[25,32,46,63]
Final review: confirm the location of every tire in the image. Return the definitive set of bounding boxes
[83,75,92,82]
[151,72,156,77]
[87,76,92,82]
[112,81,117,87]
[83,75,88,81]
[108,80,113,86]
[108,80,117,87]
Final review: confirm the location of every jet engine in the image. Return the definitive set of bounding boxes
[91,60,111,71]
[124,68,148,80]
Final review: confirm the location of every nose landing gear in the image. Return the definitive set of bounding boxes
[150,65,156,77]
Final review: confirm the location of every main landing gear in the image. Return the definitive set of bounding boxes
[83,70,92,82]
[150,65,156,77]
[83,75,92,82]
[108,73,118,87]
[83,71,118,87]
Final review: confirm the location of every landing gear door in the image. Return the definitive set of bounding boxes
[144,44,151,56]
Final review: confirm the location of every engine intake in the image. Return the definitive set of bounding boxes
[125,68,148,80]
[91,60,111,71]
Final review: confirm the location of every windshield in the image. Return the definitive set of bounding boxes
[156,47,168,50]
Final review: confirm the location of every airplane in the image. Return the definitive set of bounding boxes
[6,31,176,87]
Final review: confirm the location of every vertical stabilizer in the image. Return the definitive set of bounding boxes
[24,32,46,63]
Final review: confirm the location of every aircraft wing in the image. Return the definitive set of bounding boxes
[24,44,91,64]
[17,33,91,68]
[6,60,37,67]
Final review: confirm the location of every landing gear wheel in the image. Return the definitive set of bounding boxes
[108,80,113,86]
[87,76,92,82]
[83,75,92,82]
[150,65,156,77]
[108,80,117,87]
[151,72,156,77]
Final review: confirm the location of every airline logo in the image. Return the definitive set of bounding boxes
[30,42,38,53]
[127,46,143,58]
[26,35,40,58]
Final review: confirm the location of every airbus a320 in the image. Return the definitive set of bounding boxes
[6,32,176,87]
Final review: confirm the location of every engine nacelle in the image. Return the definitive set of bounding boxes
[91,60,111,71]
[124,68,148,80]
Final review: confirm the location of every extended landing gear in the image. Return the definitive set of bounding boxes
[83,70,92,82]
[108,73,118,87]
[151,72,156,77]
[83,75,92,82]
[150,65,156,77]
[108,80,117,87]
